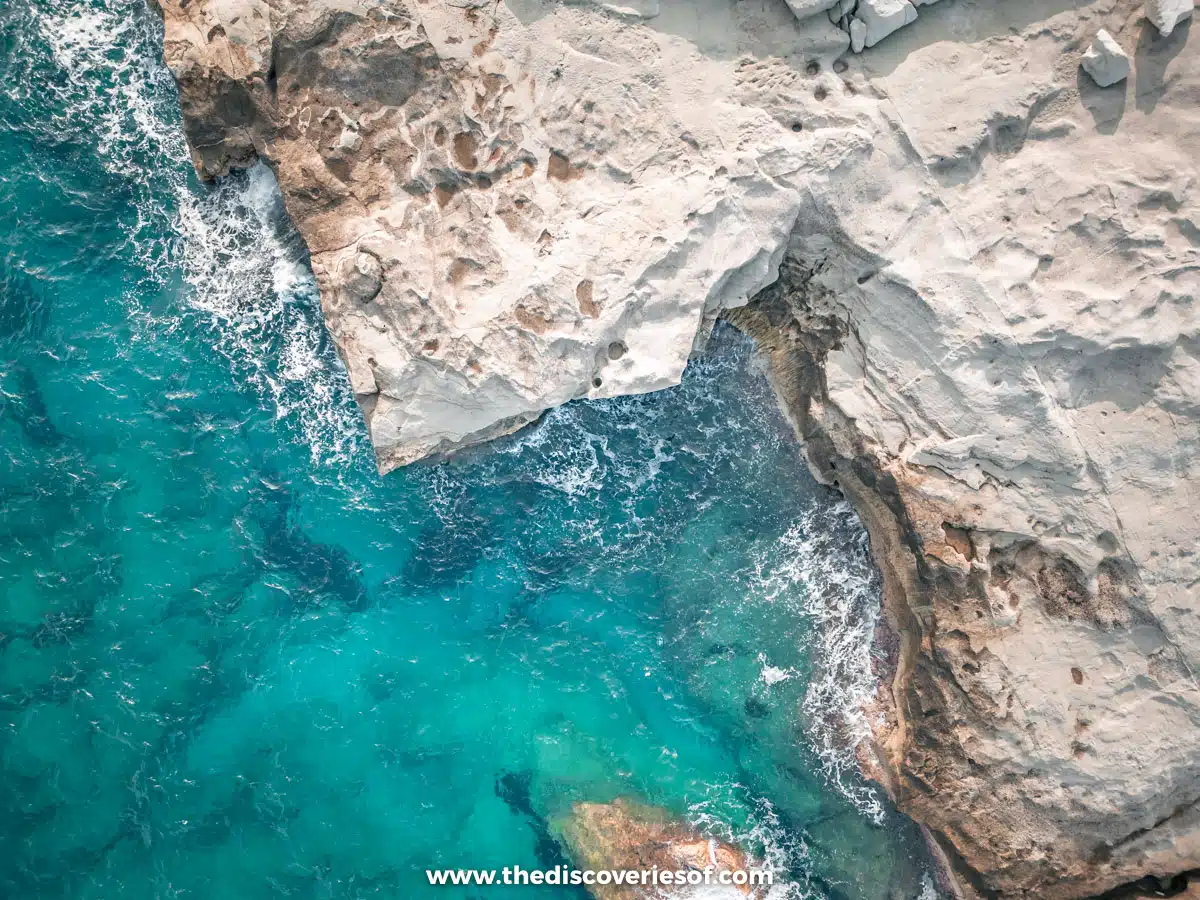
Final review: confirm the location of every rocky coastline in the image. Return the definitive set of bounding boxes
[151,0,1200,896]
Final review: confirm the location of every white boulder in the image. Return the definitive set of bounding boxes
[856,0,918,47]
[1145,0,1194,35]
[1080,29,1130,86]
[784,0,842,22]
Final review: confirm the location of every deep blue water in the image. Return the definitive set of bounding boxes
[0,1,937,898]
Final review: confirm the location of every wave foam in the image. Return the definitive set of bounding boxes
[35,0,364,467]
[750,502,885,823]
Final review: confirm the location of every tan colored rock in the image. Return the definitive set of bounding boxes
[152,0,840,471]
[555,799,755,900]
[154,0,1200,897]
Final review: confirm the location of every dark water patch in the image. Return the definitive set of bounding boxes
[495,770,580,877]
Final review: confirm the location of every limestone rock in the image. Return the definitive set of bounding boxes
[856,0,918,47]
[850,16,867,52]
[784,0,841,23]
[154,0,1200,897]
[1146,0,1194,35]
[1081,29,1130,86]
[555,799,754,900]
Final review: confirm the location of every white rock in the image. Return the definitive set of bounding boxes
[784,0,842,22]
[1145,0,1194,35]
[850,16,867,51]
[856,0,918,47]
[828,0,855,26]
[1081,29,1130,86]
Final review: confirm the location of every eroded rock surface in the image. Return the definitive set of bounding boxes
[154,0,1200,897]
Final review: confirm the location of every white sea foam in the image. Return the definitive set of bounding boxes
[758,656,796,687]
[917,872,942,900]
[749,502,886,823]
[36,0,364,467]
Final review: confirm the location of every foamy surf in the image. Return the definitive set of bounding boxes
[748,502,886,823]
[35,0,364,468]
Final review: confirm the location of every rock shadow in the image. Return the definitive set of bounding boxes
[1077,66,1127,135]
[1134,16,1191,113]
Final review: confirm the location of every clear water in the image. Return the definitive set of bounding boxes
[0,1,937,898]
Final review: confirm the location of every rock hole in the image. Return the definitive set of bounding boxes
[452,132,478,170]
[805,60,820,76]
[576,279,599,317]
[814,86,828,101]
[833,58,848,74]
[790,121,803,133]
[548,150,576,181]
[607,341,627,360]
[1071,667,1084,685]
[592,376,603,388]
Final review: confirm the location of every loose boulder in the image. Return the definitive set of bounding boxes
[783,0,841,21]
[856,0,918,48]
[1080,29,1130,86]
[1145,0,1194,35]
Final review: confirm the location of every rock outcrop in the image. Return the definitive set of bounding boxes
[555,799,756,900]
[152,0,1200,897]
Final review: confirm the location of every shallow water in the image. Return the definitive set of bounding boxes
[0,1,937,897]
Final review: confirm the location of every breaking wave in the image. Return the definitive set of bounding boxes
[748,502,885,823]
[34,0,365,467]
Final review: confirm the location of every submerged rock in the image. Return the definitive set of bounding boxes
[1080,29,1130,86]
[153,0,1200,896]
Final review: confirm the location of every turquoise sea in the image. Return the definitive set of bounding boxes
[0,1,938,897]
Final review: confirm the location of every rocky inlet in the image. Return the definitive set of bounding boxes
[152,0,1200,896]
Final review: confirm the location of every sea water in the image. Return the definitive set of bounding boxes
[0,1,938,897]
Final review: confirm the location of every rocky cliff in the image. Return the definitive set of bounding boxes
[151,0,1200,895]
